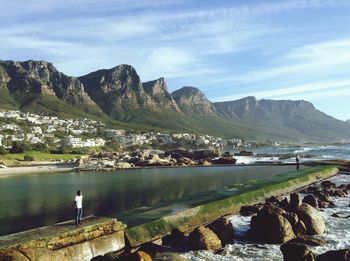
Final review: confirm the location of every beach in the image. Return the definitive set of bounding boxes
[0,164,75,178]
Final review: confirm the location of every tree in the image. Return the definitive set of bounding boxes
[32,142,48,152]
[0,146,8,155]
[10,141,32,153]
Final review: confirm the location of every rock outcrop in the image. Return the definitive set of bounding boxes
[188,226,222,250]
[291,203,325,235]
[143,77,179,111]
[0,60,101,113]
[249,205,296,244]
[207,217,234,245]
[280,243,316,261]
[315,249,350,261]
[172,86,216,115]
[79,64,153,119]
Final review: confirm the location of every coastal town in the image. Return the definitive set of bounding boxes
[0,110,237,150]
[0,110,255,170]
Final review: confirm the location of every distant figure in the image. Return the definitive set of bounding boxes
[75,190,83,225]
[296,154,300,170]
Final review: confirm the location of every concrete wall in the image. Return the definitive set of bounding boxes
[0,217,126,261]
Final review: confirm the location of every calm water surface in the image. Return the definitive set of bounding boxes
[0,165,300,235]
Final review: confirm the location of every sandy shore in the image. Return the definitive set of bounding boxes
[0,164,75,178]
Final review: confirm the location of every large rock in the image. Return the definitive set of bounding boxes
[207,217,234,245]
[188,226,222,250]
[153,252,189,261]
[290,193,301,208]
[240,205,261,216]
[303,195,318,208]
[280,243,316,261]
[316,249,350,261]
[292,203,325,235]
[320,180,335,188]
[249,205,296,244]
[287,235,326,246]
[0,249,30,261]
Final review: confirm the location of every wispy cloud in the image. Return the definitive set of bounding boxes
[1,0,350,119]
[212,79,350,101]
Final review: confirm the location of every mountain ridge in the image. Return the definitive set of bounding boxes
[1,59,349,143]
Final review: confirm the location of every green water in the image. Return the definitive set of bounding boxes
[0,165,301,235]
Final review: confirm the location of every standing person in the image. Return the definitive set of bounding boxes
[295,154,300,170]
[75,190,83,225]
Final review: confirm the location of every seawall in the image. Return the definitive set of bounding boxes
[125,166,338,247]
[0,217,126,261]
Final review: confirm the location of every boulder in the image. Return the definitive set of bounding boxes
[315,192,331,203]
[266,196,280,204]
[321,180,335,188]
[316,249,350,261]
[280,243,316,261]
[240,205,261,216]
[207,217,234,245]
[201,160,211,166]
[249,205,296,244]
[138,242,172,257]
[153,252,189,261]
[282,212,299,227]
[318,201,327,208]
[292,221,307,237]
[162,228,188,250]
[305,186,320,193]
[0,249,29,261]
[303,195,318,208]
[92,251,152,261]
[115,162,133,169]
[188,226,222,250]
[292,203,325,235]
[280,197,290,210]
[211,157,236,164]
[333,190,347,197]
[290,193,301,208]
[288,235,326,246]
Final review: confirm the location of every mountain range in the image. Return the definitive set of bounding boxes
[0,59,349,143]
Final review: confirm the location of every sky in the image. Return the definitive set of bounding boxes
[1,0,350,121]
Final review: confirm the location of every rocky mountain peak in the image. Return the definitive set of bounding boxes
[79,64,154,119]
[171,86,216,115]
[143,78,179,111]
[0,60,99,111]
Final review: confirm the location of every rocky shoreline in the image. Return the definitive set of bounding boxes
[89,167,349,261]
[76,149,237,172]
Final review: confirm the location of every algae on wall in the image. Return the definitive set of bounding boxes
[126,166,338,247]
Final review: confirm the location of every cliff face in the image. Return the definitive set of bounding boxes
[143,77,180,111]
[171,86,216,115]
[0,60,100,112]
[214,97,350,142]
[79,65,156,120]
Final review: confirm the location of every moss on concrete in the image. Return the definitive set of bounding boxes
[125,166,338,247]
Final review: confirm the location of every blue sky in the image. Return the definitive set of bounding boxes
[1,0,350,120]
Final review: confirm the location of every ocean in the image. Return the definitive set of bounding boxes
[232,144,350,165]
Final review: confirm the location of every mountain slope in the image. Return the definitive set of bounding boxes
[1,59,349,143]
[0,60,102,116]
[172,86,216,115]
[214,97,350,142]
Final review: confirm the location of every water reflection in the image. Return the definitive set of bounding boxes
[0,165,299,235]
